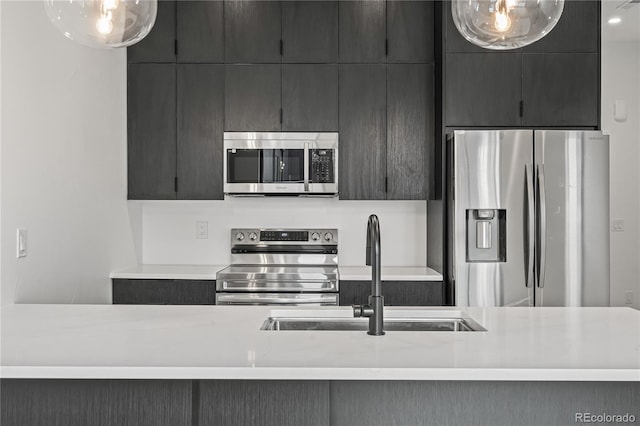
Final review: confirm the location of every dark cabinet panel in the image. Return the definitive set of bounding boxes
[177,65,225,200]
[523,1,600,53]
[444,53,522,127]
[522,53,599,127]
[387,64,433,200]
[199,380,330,426]
[127,0,176,63]
[112,279,216,305]
[282,1,338,63]
[387,1,434,63]
[339,1,386,63]
[339,281,444,306]
[128,64,177,199]
[339,65,386,200]
[177,1,224,63]
[282,65,338,131]
[1,379,191,426]
[225,65,281,131]
[225,1,281,63]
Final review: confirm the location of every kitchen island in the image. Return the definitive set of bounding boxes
[2,304,639,426]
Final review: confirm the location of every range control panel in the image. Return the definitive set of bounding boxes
[231,228,338,245]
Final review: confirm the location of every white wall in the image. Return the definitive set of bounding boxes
[142,199,427,267]
[0,1,138,304]
[601,39,640,309]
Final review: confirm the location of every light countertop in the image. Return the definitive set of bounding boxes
[1,304,638,381]
[110,265,443,281]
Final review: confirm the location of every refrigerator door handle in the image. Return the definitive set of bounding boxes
[525,164,535,288]
[537,164,547,288]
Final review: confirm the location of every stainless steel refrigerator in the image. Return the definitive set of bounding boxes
[449,130,610,307]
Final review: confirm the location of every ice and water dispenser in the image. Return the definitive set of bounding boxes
[466,209,507,262]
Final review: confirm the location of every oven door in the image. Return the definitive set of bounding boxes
[216,293,339,306]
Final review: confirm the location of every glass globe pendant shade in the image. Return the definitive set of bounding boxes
[451,0,565,50]
[44,0,157,49]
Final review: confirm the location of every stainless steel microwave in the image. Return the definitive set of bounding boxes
[223,132,339,196]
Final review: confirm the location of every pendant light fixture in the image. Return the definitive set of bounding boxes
[451,0,565,50]
[44,0,157,49]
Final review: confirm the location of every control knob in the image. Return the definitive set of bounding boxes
[249,232,258,241]
[235,232,245,241]
[324,232,333,242]
[311,232,320,241]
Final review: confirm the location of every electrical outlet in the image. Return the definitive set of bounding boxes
[612,219,624,232]
[196,221,208,239]
[16,229,27,258]
[624,291,633,305]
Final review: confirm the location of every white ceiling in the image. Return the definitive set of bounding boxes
[602,0,640,42]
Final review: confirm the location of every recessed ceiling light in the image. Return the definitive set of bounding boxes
[608,16,622,25]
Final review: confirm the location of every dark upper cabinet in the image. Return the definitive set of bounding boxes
[522,53,599,127]
[387,64,433,200]
[225,1,281,63]
[128,64,177,200]
[522,1,600,54]
[127,1,176,63]
[339,65,387,200]
[445,53,523,127]
[387,1,435,63]
[282,1,339,63]
[176,1,224,63]
[282,65,338,132]
[339,1,386,63]
[225,65,281,131]
[177,65,225,200]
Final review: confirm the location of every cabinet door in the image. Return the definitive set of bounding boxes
[522,53,599,127]
[225,65,281,131]
[387,1,434,63]
[339,281,444,306]
[177,65,225,200]
[523,1,599,54]
[128,64,176,199]
[282,1,338,63]
[282,65,338,132]
[445,53,522,127]
[127,0,176,63]
[225,1,281,63]
[339,65,386,200]
[339,1,386,63]
[177,1,224,63]
[112,279,216,305]
[387,64,433,200]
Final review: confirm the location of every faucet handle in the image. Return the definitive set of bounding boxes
[352,304,374,318]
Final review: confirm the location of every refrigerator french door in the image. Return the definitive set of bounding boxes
[450,130,609,307]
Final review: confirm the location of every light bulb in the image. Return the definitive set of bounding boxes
[43,0,157,49]
[494,11,511,32]
[96,15,113,35]
[451,0,564,50]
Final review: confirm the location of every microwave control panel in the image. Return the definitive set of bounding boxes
[310,149,335,183]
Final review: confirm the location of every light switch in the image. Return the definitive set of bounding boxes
[614,100,627,122]
[17,229,27,258]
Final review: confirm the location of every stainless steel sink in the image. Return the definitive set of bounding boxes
[261,316,486,332]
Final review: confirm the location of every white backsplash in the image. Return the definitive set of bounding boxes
[140,198,427,266]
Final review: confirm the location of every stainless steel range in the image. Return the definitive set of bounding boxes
[215,228,339,305]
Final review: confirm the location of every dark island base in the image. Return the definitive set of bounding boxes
[2,379,638,426]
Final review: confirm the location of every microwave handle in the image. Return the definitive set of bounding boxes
[303,143,310,192]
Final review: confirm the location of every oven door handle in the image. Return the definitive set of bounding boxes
[304,142,310,192]
[216,293,338,305]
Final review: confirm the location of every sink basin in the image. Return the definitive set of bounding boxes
[260,309,486,332]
